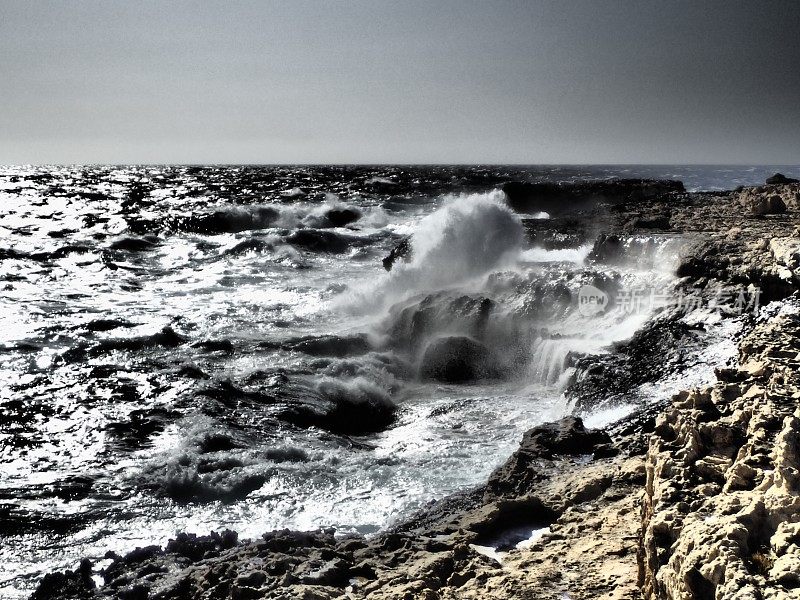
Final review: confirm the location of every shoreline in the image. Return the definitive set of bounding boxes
[29,180,800,600]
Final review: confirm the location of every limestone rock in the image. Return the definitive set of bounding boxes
[738,184,800,214]
[641,305,800,599]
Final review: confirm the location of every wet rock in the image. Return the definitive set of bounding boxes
[587,233,624,264]
[568,315,703,413]
[196,431,241,453]
[176,206,280,234]
[30,559,95,600]
[418,335,497,383]
[166,530,239,561]
[486,417,611,498]
[324,207,361,228]
[286,229,351,253]
[521,218,591,249]
[382,237,412,271]
[83,318,136,332]
[283,334,371,357]
[223,239,274,255]
[109,236,160,251]
[92,326,186,354]
[278,378,396,435]
[385,293,495,353]
[106,408,177,449]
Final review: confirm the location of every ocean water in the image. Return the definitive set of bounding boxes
[0,164,793,597]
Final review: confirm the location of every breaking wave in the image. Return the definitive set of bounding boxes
[348,191,524,311]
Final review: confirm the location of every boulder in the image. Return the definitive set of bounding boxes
[419,335,496,383]
[324,207,361,228]
[766,172,799,185]
[278,378,396,435]
[738,186,788,215]
[765,195,787,214]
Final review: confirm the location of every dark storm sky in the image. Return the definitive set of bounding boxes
[1,0,799,164]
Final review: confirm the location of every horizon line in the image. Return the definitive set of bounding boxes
[2,162,799,168]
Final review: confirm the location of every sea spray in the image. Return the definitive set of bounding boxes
[344,191,524,313]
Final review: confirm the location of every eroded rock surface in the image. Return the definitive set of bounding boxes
[738,184,800,214]
[641,303,800,599]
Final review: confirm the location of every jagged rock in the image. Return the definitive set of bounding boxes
[382,237,412,271]
[675,233,800,304]
[587,233,625,264]
[30,559,95,600]
[641,305,800,600]
[738,184,800,214]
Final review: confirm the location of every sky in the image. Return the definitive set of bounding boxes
[1,0,799,164]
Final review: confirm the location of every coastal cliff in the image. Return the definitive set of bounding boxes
[31,181,800,600]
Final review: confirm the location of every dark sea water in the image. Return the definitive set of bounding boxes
[1,164,796,597]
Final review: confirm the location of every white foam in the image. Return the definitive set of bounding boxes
[520,244,592,264]
[346,191,523,312]
[582,404,637,429]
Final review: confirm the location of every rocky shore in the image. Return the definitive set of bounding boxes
[31,179,800,600]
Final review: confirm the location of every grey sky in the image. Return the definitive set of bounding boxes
[1,0,799,164]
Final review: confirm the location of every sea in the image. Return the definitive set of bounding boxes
[2,164,799,597]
